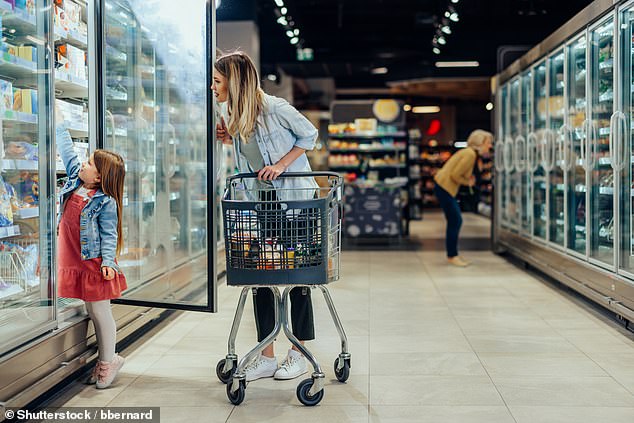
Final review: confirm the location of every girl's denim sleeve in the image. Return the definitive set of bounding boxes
[56,124,81,178]
[97,198,120,272]
[274,100,318,151]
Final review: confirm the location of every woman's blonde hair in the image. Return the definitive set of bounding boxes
[467,129,493,153]
[214,51,264,142]
[94,149,126,256]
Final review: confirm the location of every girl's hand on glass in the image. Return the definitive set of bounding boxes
[258,163,287,181]
[101,266,116,281]
[216,116,231,145]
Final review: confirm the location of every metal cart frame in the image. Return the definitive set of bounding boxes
[216,172,350,406]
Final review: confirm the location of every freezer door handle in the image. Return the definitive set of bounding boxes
[527,132,539,172]
[515,135,526,172]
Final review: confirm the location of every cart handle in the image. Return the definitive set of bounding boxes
[225,171,343,188]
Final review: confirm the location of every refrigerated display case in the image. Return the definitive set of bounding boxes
[0,0,219,412]
[0,0,55,355]
[532,61,548,241]
[494,0,634,324]
[567,34,588,257]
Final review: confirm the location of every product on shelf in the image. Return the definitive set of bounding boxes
[0,80,13,112]
[13,89,38,114]
[4,139,37,160]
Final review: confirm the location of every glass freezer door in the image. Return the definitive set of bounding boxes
[533,62,548,241]
[520,71,532,236]
[499,84,510,228]
[0,0,56,354]
[509,77,521,231]
[548,50,566,247]
[589,17,616,268]
[567,35,588,256]
[103,1,215,311]
[619,6,634,277]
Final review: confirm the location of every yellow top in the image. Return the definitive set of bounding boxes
[433,147,477,197]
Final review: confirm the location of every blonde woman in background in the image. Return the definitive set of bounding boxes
[433,130,493,267]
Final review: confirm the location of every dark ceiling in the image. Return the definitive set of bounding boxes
[252,0,594,88]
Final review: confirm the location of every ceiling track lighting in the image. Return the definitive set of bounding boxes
[272,1,308,50]
[431,1,460,55]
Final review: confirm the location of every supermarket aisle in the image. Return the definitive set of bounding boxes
[54,212,634,422]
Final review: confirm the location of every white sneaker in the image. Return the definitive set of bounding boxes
[244,354,278,382]
[274,349,308,380]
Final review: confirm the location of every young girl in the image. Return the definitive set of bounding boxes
[56,120,127,389]
[213,51,319,382]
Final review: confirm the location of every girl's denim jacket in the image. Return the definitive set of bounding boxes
[56,125,120,271]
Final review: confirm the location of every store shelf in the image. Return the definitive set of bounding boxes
[1,110,38,126]
[0,2,36,33]
[106,45,127,63]
[329,131,407,139]
[0,225,20,239]
[2,159,37,170]
[55,73,88,98]
[14,207,38,219]
[329,147,406,153]
[0,52,36,82]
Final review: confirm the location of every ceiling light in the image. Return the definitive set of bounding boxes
[290,37,299,45]
[371,67,388,74]
[441,25,451,34]
[281,7,287,15]
[435,61,479,67]
[267,74,278,81]
[294,29,299,35]
[451,0,460,3]
[486,102,494,111]
[445,11,450,18]
[412,106,440,114]
[433,47,441,54]
[450,12,459,22]
[454,141,467,148]
[437,36,446,45]
[275,0,284,6]
[403,104,412,112]
[277,16,287,25]
[286,30,294,37]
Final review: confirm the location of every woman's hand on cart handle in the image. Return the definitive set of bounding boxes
[216,116,232,145]
[258,162,287,181]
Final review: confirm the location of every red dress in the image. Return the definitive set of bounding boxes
[57,190,127,301]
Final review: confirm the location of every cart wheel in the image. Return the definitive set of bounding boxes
[216,359,236,384]
[296,378,324,406]
[226,379,246,405]
[333,358,350,382]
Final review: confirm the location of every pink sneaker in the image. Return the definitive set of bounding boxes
[96,354,125,389]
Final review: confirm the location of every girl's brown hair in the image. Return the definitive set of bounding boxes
[93,149,126,256]
[214,51,264,142]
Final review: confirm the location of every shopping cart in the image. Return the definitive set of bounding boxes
[216,172,350,406]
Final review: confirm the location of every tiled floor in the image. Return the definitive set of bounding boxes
[56,212,634,422]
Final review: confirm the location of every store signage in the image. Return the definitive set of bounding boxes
[297,48,314,61]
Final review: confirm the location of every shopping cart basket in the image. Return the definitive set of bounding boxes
[216,172,350,406]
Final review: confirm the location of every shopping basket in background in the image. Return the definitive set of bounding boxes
[217,172,350,406]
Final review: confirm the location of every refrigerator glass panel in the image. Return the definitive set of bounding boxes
[103,0,211,308]
[619,6,634,275]
[533,62,548,240]
[590,18,615,266]
[0,1,55,353]
[54,0,90,315]
[549,50,565,247]
[567,35,588,255]
[509,78,521,230]
[521,71,532,235]
[499,84,509,228]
